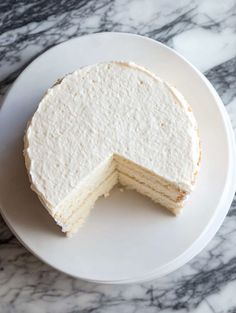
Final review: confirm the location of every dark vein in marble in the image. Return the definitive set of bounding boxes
[0,53,43,96]
[0,0,93,33]
[146,7,197,44]
[0,216,14,245]
[0,0,112,56]
[144,258,236,311]
[227,193,236,217]
[0,236,14,245]
[205,57,236,105]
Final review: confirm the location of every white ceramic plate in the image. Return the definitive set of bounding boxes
[0,33,235,284]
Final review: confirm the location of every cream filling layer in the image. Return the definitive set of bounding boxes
[114,154,186,194]
[116,163,186,201]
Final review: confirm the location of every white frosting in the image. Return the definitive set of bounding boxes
[24,61,200,215]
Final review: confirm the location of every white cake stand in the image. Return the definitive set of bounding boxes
[0,33,235,284]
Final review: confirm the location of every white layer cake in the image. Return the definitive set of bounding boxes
[24,61,201,236]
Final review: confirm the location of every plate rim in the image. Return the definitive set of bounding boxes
[0,32,236,284]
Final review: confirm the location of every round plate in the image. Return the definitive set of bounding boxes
[0,33,235,284]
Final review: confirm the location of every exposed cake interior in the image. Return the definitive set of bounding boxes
[53,154,187,236]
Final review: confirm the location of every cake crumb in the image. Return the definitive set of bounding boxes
[104,192,110,198]
[119,188,124,192]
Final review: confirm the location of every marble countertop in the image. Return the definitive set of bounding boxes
[0,0,236,312]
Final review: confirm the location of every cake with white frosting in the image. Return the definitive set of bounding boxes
[24,61,201,236]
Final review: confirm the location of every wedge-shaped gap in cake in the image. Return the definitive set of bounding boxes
[53,153,188,236]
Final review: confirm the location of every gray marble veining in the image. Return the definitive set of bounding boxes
[0,0,236,312]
